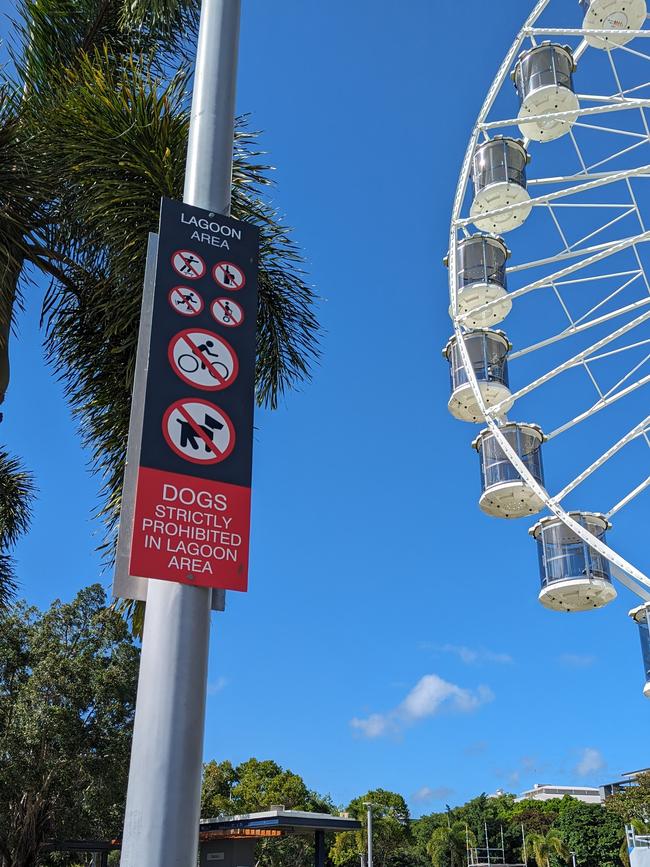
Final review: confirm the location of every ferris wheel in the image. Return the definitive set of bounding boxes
[445,0,650,696]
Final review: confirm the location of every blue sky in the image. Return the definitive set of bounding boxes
[3,0,650,816]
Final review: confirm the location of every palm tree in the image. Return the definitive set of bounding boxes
[427,822,476,867]
[525,829,571,867]
[0,0,320,607]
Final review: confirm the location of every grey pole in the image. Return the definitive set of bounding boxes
[120,2,241,866]
[365,804,373,867]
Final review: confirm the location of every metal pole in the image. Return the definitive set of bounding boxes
[120,2,241,866]
[365,804,373,867]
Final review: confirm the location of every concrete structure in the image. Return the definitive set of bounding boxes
[517,783,602,804]
[601,768,650,800]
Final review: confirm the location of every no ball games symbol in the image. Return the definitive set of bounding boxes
[168,328,239,391]
[172,249,206,280]
[168,286,204,316]
[163,398,235,465]
[211,297,244,328]
[213,261,245,291]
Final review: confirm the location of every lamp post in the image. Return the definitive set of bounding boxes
[119,2,242,865]
[363,803,374,867]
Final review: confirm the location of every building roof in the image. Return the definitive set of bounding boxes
[200,809,361,835]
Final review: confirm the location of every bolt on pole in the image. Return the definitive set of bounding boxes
[119,2,241,866]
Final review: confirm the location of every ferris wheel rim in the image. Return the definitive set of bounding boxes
[447,0,650,601]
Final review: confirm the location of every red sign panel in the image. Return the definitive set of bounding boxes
[125,198,258,592]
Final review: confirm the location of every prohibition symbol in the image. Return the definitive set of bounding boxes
[168,286,204,316]
[172,249,206,280]
[168,328,239,391]
[213,261,245,291]
[211,297,244,328]
[163,399,235,465]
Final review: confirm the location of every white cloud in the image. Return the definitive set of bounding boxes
[350,674,493,738]
[575,748,605,777]
[559,653,596,668]
[207,676,228,695]
[412,786,455,803]
[438,644,513,665]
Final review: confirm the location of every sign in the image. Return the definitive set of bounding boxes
[123,198,258,592]
[168,329,238,390]
[213,260,245,290]
[169,286,204,316]
[211,297,244,327]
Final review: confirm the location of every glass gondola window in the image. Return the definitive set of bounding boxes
[449,234,512,327]
[511,43,578,141]
[629,604,650,697]
[470,138,532,233]
[443,330,513,422]
[472,423,545,517]
[531,513,616,612]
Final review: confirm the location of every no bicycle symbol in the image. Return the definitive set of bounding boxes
[211,297,244,327]
[168,286,204,316]
[213,261,245,291]
[163,398,235,465]
[172,249,206,280]
[168,329,239,391]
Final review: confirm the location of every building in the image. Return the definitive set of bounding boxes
[516,783,602,804]
[600,768,650,800]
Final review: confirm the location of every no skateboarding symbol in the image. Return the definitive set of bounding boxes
[211,297,244,328]
[168,329,239,391]
[172,249,206,280]
[213,261,245,291]
[163,399,235,465]
[168,286,204,316]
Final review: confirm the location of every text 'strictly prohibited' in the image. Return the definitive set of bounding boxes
[168,329,239,391]
[168,286,204,316]
[211,297,244,328]
[213,261,245,290]
[172,249,206,280]
[163,399,235,465]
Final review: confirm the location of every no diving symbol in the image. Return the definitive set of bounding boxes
[172,249,206,280]
[168,329,239,391]
[213,261,245,291]
[211,297,244,328]
[163,399,235,465]
[168,286,204,316]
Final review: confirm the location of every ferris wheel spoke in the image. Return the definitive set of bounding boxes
[480,98,650,134]
[547,372,650,439]
[607,476,650,518]
[551,416,650,503]
[573,120,649,138]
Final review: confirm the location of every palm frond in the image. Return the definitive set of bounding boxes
[0,450,36,607]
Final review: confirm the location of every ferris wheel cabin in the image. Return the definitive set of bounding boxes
[470,138,532,233]
[443,330,513,422]
[531,512,617,612]
[629,603,650,698]
[446,234,512,327]
[472,423,545,518]
[511,43,579,142]
[579,0,647,48]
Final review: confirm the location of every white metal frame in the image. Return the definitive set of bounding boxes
[448,0,650,601]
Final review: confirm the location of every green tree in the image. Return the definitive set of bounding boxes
[606,773,650,826]
[525,829,570,867]
[330,790,411,867]
[554,798,623,867]
[426,821,476,867]
[201,758,333,867]
[0,585,139,867]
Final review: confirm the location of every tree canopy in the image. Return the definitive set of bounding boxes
[0,585,139,867]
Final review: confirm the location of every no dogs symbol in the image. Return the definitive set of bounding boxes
[213,261,245,291]
[168,329,239,391]
[163,399,235,465]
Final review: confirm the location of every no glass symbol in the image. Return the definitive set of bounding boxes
[213,261,245,291]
